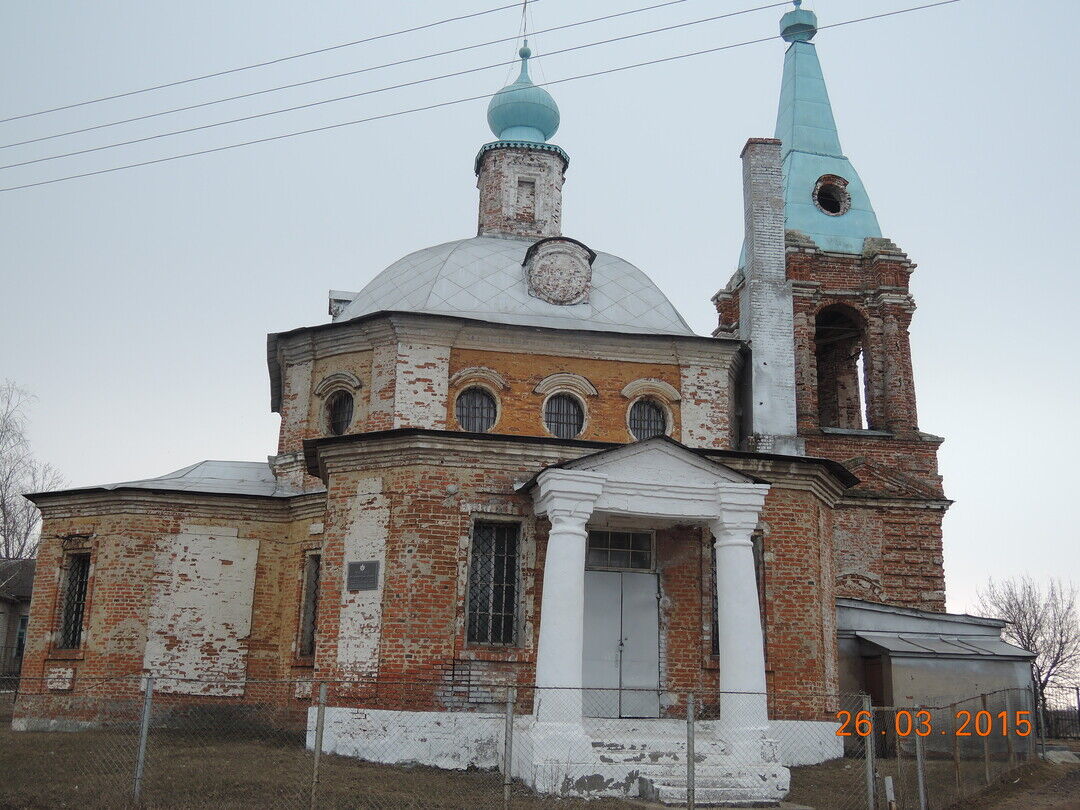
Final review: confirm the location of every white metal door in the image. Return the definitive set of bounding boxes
[582,570,660,718]
[619,571,661,717]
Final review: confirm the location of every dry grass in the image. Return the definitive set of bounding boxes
[1,697,1072,809]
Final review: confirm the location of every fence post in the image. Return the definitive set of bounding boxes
[951,702,961,803]
[913,705,928,810]
[1036,687,1049,759]
[1075,685,1080,737]
[503,688,516,809]
[981,693,991,785]
[310,682,327,810]
[1004,691,1015,769]
[132,675,154,802]
[862,695,875,810]
[686,693,695,810]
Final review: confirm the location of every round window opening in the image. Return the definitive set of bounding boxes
[543,393,585,439]
[629,398,666,440]
[813,177,850,216]
[326,391,354,436]
[455,386,497,433]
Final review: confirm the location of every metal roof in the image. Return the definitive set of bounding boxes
[30,461,309,500]
[333,236,696,337]
[855,632,1034,660]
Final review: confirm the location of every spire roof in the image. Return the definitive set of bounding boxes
[772,3,882,254]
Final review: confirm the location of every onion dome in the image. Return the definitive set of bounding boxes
[486,44,560,143]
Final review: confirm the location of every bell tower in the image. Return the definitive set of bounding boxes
[715,2,949,611]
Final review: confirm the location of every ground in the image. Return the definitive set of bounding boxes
[0,699,1076,809]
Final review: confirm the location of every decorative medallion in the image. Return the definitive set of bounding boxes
[522,237,597,306]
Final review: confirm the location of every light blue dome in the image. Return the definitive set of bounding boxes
[486,45,560,143]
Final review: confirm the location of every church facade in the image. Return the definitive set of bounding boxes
[15,5,1032,803]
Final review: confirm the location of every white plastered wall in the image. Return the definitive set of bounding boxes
[143,524,258,696]
[336,477,389,677]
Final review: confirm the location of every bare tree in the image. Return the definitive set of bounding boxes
[0,380,63,560]
[977,575,1080,701]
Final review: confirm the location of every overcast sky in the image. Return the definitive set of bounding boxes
[1,0,1076,613]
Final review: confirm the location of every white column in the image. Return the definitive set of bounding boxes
[711,484,771,734]
[532,469,606,724]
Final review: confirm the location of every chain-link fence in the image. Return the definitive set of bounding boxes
[0,676,1062,808]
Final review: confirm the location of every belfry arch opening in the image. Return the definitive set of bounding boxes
[814,305,868,430]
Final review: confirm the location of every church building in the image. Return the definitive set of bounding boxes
[16,4,1033,803]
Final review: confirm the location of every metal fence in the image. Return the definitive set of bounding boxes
[1041,683,1080,740]
[0,676,1065,809]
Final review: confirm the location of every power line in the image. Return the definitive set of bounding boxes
[0,0,746,152]
[0,1,961,194]
[0,0,538,125]
[0,2,791,171]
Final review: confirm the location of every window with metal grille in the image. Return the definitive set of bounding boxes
[326,390,354,435]
[298,553,321,657]
[586,530,652,570]
[455,386,497,432]
[467,521,519,645]
[629,398,666,440]
[543,393,584,439]
[58,553,90,649]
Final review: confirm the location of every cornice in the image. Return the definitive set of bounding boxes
[34,489,327,522]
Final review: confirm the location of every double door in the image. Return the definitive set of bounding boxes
[582,569,661,718]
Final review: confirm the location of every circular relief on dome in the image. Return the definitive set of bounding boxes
[813,174,851,216]
[522,237,597,306]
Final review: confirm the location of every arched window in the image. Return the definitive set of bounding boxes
[814,306,867,429]
[455,386,498,432]
[543,393,585,439]
[326,390,354,435]
[629,398,666,440]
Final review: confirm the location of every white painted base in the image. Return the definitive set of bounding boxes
[308,708,827,802]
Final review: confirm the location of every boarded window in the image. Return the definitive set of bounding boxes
[515,179,536,222]
[467,522,519,645]
[298,553,321,657]
[58,553,90,650]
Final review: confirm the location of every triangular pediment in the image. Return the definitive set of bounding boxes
[559,437,753,488]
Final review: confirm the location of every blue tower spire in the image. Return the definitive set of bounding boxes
[773,2,881,253]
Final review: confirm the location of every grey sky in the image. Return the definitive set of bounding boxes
[1,0,1076,613]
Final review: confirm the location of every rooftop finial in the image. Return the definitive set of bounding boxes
[781,1,817,42]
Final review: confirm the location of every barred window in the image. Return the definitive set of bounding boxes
[629,398,666,440]
[58,553,90,650]
[298,553,321,657]
[467,521,519,645]
[326,391,354,435]
[455,386,497,433]
[543,393,584,439]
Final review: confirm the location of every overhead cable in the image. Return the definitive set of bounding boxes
[0,0,962,194]
[0,2,794,171]
[0,0,759,151]
[0,0,540,124]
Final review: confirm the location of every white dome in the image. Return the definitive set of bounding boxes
[335,236,695,336]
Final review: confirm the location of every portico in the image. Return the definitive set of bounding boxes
[517,438,789,801]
